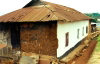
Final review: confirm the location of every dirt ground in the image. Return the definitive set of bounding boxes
[87,36,100,64]
[67,40,97,64]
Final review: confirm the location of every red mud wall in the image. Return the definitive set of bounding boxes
[20,22,58,56]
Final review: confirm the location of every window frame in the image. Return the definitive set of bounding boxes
[65,32,69,47]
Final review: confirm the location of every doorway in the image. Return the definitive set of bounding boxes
[10,23,20,50]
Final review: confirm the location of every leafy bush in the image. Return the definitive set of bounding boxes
[97,35,100,41]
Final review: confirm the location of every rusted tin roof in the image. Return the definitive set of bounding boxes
[0,1,90,22]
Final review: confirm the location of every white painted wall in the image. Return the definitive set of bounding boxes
[57,20,89,57]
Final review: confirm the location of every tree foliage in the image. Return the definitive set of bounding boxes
[85,13,100,23]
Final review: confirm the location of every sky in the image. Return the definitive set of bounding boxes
[0,0,100,16]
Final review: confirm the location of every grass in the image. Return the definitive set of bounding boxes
[97,28,100,30]
[95,36,100,52]
[87,36,100,64]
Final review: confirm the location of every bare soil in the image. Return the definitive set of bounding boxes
[67,40,97,64]
[87,36,100,64]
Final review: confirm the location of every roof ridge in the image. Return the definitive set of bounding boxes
[0,1,90,22]
[40,2,59,21]
[42,2,74,21]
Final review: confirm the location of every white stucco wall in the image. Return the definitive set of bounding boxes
[57,20,89,57]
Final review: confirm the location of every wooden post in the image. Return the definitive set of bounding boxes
[88,20,91,39]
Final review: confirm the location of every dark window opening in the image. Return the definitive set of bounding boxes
[77,29,80,39]
[66,32,69,47]
[82,27,84,36]
[86,26,88,33]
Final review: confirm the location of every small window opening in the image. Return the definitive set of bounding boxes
[66,32,69,47]
[77,29,80,39]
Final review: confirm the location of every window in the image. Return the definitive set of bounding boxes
[66,32,69,47]
[82,27,84,36]
[77,29,80,39]
[86,26,88,33]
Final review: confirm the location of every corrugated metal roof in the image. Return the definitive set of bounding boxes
[0,1,90,22]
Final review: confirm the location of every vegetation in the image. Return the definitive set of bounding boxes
[97,28,100,30]
[85,13,100,23]
[85,13,100,19]
[96,35,100,51]
[87,36,100,64]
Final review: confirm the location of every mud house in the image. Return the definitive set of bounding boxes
[0,0,90,58]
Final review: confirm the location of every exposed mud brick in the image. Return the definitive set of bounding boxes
[60,63,67,64]
[20,56,38,64]
[39,55,54,64]
[20,52,39,64]
[20,22,58,56]
[0,57,14,64]
[39,59,51,64]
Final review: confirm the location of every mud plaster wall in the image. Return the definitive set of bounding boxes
[0,23,12,56]
[20,22,58,57]
[0,23,11,46]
